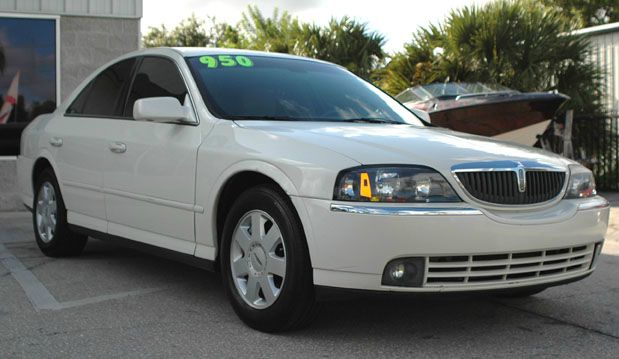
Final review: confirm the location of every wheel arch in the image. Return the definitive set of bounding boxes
[31,151,61,192]
[201,160,317,268]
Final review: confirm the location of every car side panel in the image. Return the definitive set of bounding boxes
[43,115,110,233]
[104,120,201,253]
[193,121,360,261]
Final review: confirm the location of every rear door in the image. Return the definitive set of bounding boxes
[103,56,201,254]
[47,58,136,232]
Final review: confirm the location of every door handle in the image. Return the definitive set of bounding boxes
[109,142,127,154]
[49,137,63,147]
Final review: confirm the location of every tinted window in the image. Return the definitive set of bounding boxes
[67,58,136,117]
[186,55,423,125]
[124,57,187,117]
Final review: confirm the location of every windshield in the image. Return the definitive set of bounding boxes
[396,83,518,102]
[186,55,423,125]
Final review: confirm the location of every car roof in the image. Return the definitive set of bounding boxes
[120,47,336,66]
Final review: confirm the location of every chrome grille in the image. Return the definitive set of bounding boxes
[455,170,565,205]
[424,244,594,287]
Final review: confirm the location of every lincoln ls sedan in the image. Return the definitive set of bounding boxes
[17,48,610,332]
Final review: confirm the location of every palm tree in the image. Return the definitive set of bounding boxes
[237,6,386,78]
[237,5,303,53]
[142,6,387,79]
[304,17,386,79]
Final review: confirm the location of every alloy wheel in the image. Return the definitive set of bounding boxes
[36,181,58,243]
[230,210,287,309]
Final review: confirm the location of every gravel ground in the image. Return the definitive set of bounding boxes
[1,199,618,358]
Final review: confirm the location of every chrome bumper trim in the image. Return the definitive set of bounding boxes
[330,204,483,216]
[577,196,610,211]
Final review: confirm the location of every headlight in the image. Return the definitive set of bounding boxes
[565,164,596,199]
[334,166,460,203]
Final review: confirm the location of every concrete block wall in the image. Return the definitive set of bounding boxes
[60,15,140,100]
[0,160,22,211]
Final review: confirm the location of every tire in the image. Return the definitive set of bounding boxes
[496,287,546,298]
[220,184,320,332]
[32,168,87,257]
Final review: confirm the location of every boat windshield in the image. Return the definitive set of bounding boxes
[396,83,518,103]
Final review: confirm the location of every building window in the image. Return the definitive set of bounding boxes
[0,14,58,156]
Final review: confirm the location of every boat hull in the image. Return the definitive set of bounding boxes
[420,93,568,138]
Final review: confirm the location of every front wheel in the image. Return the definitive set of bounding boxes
[220,184,320,332]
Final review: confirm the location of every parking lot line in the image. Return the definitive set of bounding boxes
[0,242,171,312]
[53,287,170,310]
[0,242,61,311]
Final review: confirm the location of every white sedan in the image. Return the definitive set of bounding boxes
[17,48,609,332]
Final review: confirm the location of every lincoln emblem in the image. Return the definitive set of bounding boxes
[516,163,527,193]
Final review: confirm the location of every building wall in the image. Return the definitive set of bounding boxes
[0,0,141,18]
[0,159,20,210]
[60,15,140,100]
[585,29,619,114]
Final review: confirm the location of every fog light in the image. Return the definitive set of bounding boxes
[382,257,425,287]
[391,263,405,279]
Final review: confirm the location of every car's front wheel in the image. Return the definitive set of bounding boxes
[33,168,87,257]
[220,184,320,332]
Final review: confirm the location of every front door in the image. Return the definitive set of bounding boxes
[103,56,201,254]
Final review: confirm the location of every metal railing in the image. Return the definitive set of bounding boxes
[542,114,619,191]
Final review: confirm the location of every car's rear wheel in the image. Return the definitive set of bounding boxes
[33,168,87,257]
[220,184,320,332]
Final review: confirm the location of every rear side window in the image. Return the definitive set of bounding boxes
[67,58,136,117]
[124,57,187,117]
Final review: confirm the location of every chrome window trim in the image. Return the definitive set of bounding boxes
[450,160,569,209]
[330,204,483,216]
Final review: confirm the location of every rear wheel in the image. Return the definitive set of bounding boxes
[220,184,320,332]
[33,168,87,257]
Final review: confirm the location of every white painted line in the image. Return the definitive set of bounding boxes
[0,242,170,311]
[0,243,60,311]
[55,287,168,310]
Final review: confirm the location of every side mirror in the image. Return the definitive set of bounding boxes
[133,97,194,124]
[410,108,432,124]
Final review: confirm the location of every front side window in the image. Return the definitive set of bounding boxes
[186,55,424,125]
[67,58,136,117]
[124,57,188,117]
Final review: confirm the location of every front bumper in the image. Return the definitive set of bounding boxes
[298,196,609,292]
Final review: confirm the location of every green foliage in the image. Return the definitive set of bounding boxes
[142,6,385,78]
[379,0,604,114]
[142,14,241,48]
[305,17,385,78]
[541,0,618,27]
[237,5,304,53]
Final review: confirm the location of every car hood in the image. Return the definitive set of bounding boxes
[234,121,572,174]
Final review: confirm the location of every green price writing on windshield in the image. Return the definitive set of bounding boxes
[199,55,254,68]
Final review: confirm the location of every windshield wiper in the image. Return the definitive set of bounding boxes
[337,117,403,124]
[229,115,296,121]
[229,115,404,124]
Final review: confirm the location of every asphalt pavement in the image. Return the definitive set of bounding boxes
[1,203,619,358]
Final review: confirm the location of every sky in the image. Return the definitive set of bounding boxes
[141,0,495,53]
